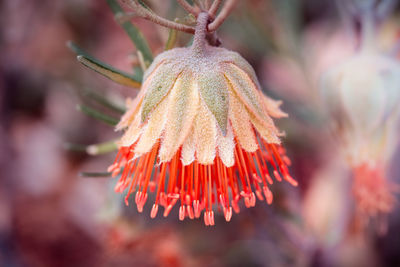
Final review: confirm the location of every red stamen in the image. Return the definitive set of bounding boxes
[109,134,296,226]
[150,204,158,218]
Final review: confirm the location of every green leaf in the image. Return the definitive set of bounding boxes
[86,140,118,155]
[186,36,194,47]
[80,172,112,178]
[83,89,126,114]
[77,55,142,88]
[67,40,92,57]
[64,140,118,155]
[133,66,144,81]
[106,0,153,65]
[76,104,119,126]
[63,143,87,152]
[165,27,178,50]
[67,41,142,87]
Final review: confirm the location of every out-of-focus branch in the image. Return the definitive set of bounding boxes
[208,0,237,32]
[335,0,357,48]
[121,0,237,35]
[194,0,205,10]
[122,0,195,33]
[204,0,212,9]
[177,0,200,17]
[208,0,222,18]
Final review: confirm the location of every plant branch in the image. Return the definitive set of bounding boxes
[207,0,237,32]
[208,0,222,18]
[204,0,212,9]
[122,0,195,33]
[194,0,205,10]
[176,0,200,17]
[335,0,357,49]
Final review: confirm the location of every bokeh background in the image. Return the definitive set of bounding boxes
[1,0,400,266]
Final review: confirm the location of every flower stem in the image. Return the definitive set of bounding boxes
[208,0,237,32]
[177,0,200,17]
[124,0,195,33]
[209,0,222,18]
[192,12,210,54]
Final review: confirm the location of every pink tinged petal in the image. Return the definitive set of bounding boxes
[260,94,288,118]
[141,61,183,123]
[134,96,169,155]
[119,114,142,147]
[338,58,391,134]
[197,71,229,136]
[217,123,235,167]
[220,50,263,91]
[249,111,280,144]
[320,67,346,122]
[142,58,166,81]
[222,63,265,120]
[228,88,258,152]
[194,100,217,164]
[181,129,196,166]
[116,90,146,131]
[221,51,259,83]
[223,63,281,144]
[117,59,170,131]
[159,72,200,162]
[142,47,187,81]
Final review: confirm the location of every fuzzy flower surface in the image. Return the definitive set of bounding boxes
[108,13,296,225]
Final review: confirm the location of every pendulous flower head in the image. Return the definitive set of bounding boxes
[320,4,400,223]
[108,13,296,226]
[321,52,400,224]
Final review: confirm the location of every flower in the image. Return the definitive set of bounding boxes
[353,163,396,219]
[108,13,296,226]
[320,5,400,222]
[321,52,400,222]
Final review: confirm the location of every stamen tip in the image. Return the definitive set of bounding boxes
[224,207,232,222]
[179,206,185,221]
[273,170,282,182]
[150,204,159,218]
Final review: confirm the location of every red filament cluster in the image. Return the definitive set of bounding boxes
[108,137,297,226]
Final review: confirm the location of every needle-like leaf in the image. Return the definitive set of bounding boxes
[86,140,119,155]
[79,172,112,178]
[82,89,126,114]
[76,104,119,126]
[77,55,142,88]
[106,0,154,65]
[64,140,118,155]
[165,23,178,50]
[67,41,141,88]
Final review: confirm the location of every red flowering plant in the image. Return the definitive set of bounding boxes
[69,0,296,226]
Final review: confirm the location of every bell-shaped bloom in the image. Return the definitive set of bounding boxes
[321,20,400,221]
[108,13,296,225]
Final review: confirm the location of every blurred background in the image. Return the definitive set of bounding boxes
[1,0,400,266]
